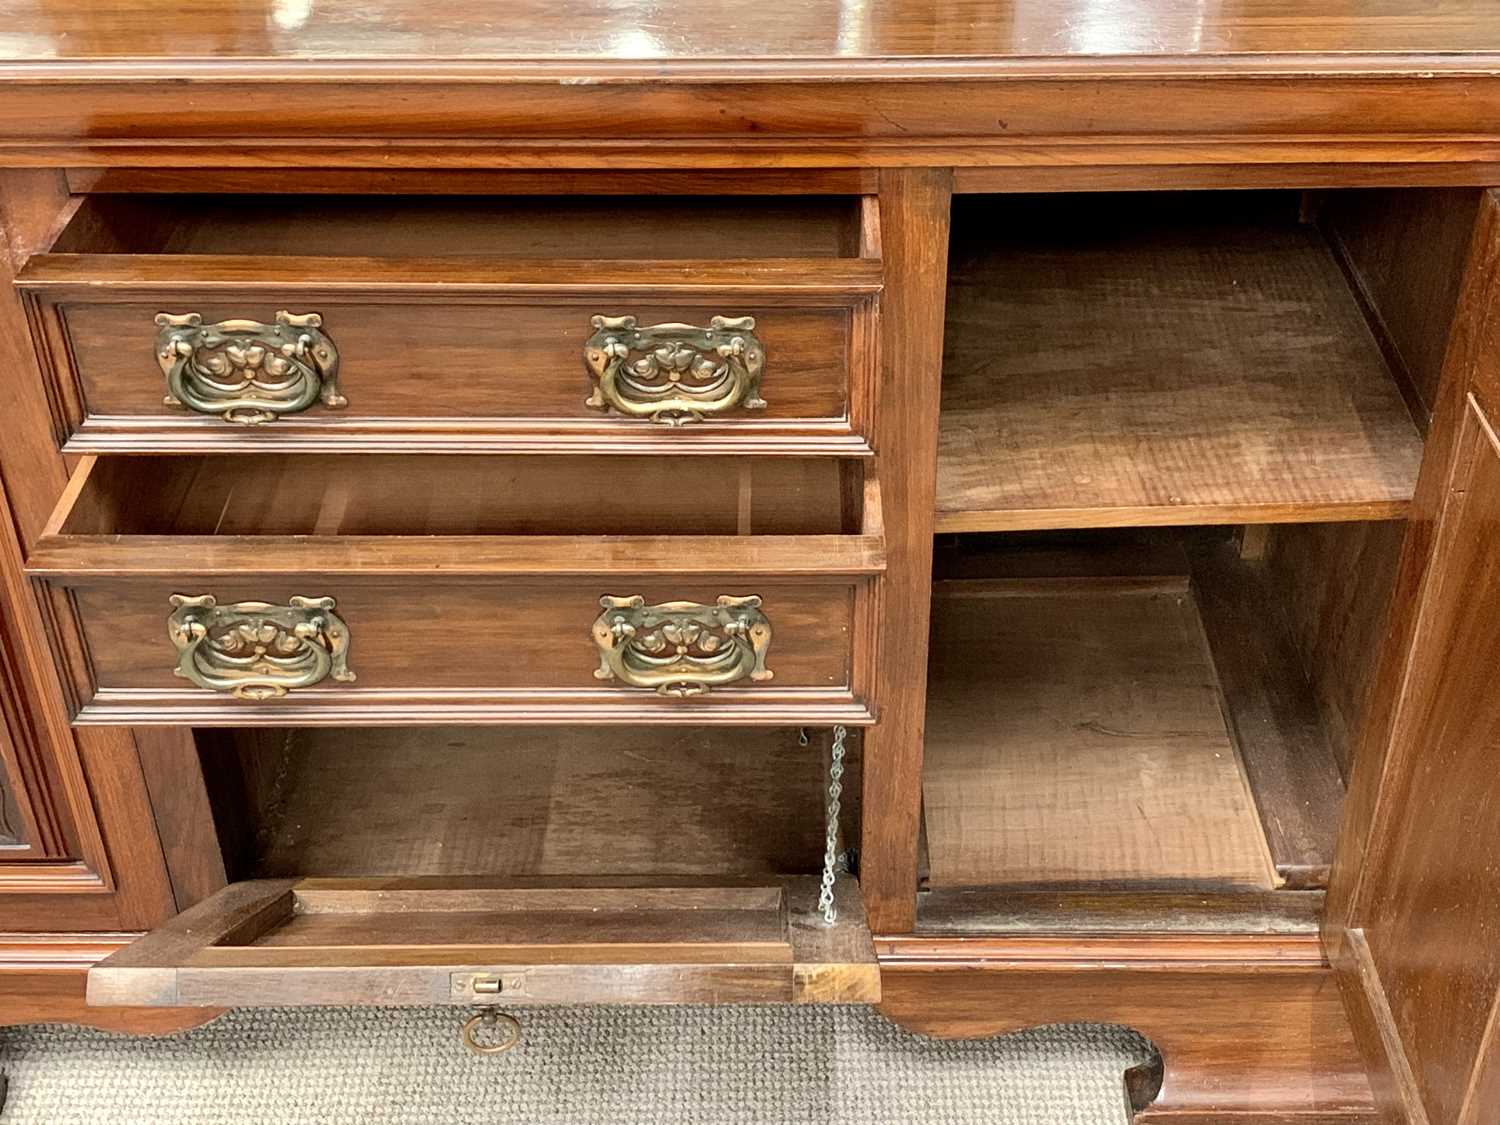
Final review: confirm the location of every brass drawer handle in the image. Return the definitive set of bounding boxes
[461,1012,521,1055]
[156,311,345,426]
[592,595,773,697]
[583,315,766,426]
[167,594,356,701]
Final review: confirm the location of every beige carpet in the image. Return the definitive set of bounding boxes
[0,1007,1153,1124]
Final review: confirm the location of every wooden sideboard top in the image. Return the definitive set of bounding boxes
[0,0,1498,66]
[1,0,1500,171]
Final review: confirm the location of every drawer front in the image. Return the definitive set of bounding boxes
[40,577,876,725]
[88,877,879,1009]
[20,264,880,455]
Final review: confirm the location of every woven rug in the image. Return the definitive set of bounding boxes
[1,1006,1152,1124]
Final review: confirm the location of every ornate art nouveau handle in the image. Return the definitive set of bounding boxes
[156,311,345,426]
[592,595,773,697]
[583,315,767,426]
[167,594,356,701]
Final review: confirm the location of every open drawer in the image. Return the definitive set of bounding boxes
[18,194,880,456]
[27,454,883,725]
[88,876,879,1007]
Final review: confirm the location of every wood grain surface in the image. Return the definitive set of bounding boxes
[88,875,878,1008]
[937,193,1423,532]
[22,197,880,454]
[1189,537,1347,888]
[879,936,1376,1122]
[856,168,950,933]
[1354,398,1500,1125]
[0,0,1496,63]
[1321,191,1500,1125]
[226,726,861,881]
[923,578,1278,892]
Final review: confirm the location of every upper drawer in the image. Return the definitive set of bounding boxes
[17,195,881,456]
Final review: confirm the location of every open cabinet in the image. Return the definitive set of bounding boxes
[1,154,1498,1124]
[886,185,1500,1124]
[91,725,877,1008]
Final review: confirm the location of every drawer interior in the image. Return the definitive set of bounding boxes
[199,726,861,881]
[49,194,872,260]
[50,454,864,538]
[91,725,876,1008]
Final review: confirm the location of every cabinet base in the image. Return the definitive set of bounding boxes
[877,935,1377,1124]
[0,935,221,1035]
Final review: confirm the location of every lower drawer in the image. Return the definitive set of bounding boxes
[46,579,871,724]
[88,877,879,1007]
[29,455,883,725]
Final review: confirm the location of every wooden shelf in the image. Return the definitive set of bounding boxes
[936,193,1424,532]
[204,726,860,881]
[920,539,1345,914]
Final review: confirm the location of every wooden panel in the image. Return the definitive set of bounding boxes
[937,193,1423,531]
[231,726,861,880]
[1189,538,1347,888]
[1262,520,1406,780]
[922,579,1278,891]
[0,176,182,934]
[1352,397,1500,1125]
[879,936,1376,1123]
[65,169,879,197]
[858,168,950,933]
[1320,188,1481,423]
[88,875,878,1008]
[133,727,228,911]
[1322,191,1500,1125]
[57,301,851,420]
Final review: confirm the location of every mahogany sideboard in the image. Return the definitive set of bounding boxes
[1,3,1499,1121]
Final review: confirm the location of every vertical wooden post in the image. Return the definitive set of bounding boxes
[859,168,951,934]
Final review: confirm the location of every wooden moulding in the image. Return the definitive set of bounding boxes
[8,70,1500,173]
[0,935,222,1034]
[936,193,1424,533]
[87,876,879,1009]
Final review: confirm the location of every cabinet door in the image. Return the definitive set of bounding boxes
[0,469,185,932]
[1329,190,1500,1125]
[0,169,184,935]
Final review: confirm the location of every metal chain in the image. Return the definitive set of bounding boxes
[818,725,847,926]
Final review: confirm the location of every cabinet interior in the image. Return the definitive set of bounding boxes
[917,186,1475,934]
[197,726,862,884]
[58,454,862,537]
[49,194,871,260]
[115,186,1478,939]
